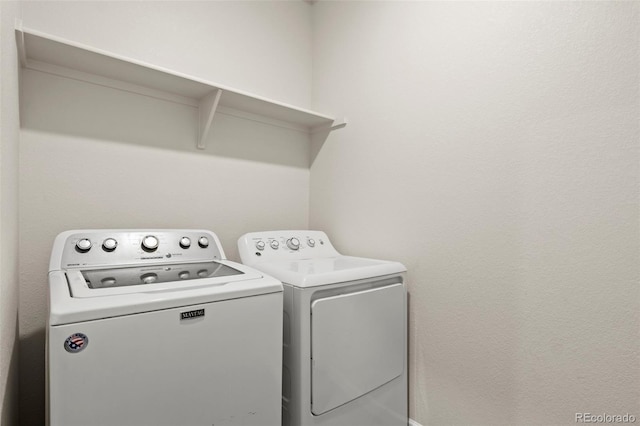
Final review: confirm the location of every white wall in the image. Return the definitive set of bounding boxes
[19,2,313,424]
[311,2,639,425]
[0,1,22,424]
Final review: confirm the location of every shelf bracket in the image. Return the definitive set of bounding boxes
[330,117,347,131]
[311,117,347,134]
[198,89,222,150]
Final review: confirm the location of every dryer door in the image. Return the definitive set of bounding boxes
[310,283,405,415]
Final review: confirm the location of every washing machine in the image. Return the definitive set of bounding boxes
[238,230,408,426]
[47,229,283,426]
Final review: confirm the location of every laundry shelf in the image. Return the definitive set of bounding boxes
[15,24,346,150]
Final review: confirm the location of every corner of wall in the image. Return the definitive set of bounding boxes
[0,1,23,425]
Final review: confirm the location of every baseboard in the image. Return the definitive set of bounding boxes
[409,418,424,426]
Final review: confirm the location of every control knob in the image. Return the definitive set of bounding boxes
[198,236,209,248]
[141,235,159,252]
[287,238,300,251]
[102,238,117,252]
[307,238,315,247]
[75,238,92,253]
[179,237,191,249]
[255,241,266,251]
[270,240,279,250]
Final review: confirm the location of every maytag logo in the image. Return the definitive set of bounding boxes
[180,309,205,320]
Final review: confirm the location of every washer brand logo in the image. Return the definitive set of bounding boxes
[64,333,88,353]
[181,309,205,320]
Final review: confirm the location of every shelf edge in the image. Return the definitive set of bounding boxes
[17,26,335,125]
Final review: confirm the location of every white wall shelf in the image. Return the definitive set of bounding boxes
[15,24,345,150]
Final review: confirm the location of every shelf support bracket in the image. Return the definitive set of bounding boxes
[311,117,347,134]
[329,117,347,131]
[198,89,222,150]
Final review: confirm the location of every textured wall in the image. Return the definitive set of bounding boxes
[311,2,639,425]
[18,2,313,424]
[0,1,22,425]
[21,0,313,107]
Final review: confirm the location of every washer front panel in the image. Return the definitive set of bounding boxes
[49,292,283,426]
[310,283,405,415]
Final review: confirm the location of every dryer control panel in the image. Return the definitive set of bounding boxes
[51,229,224,270]
[238,230,340,262]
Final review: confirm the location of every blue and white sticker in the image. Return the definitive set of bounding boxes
[64,333,88,353]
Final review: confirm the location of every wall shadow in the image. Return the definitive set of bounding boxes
[20,69,311,169]
[18,328,45,426]
[1,321,19,426]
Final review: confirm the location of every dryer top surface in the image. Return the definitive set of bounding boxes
[249,255,405,288]
[238,230,406,287]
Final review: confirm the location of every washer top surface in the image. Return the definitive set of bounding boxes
[238,230,406,287]
[49,229,282,325]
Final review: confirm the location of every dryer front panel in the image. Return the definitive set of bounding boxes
[310,283,405,415]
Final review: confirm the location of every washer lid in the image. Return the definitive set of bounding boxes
[49,260,283,325]
[252,256,406,288]
[68,261,250,297]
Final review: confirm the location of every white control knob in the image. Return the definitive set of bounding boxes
[287,238,300,250]
[141,235,159,252]
[76,238,92,252]
[179,271,190,280]
[102,238,117,252]
[307,238,315,247]
[256,241,266,251]
[179,237,191,249]
[270,240,279,250]
[198,236,209,248]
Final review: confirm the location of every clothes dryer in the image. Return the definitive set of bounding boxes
[238,230,408,426]
[48,229,283,426]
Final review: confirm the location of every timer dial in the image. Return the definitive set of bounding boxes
[287,238,300,251]
[141,235,159,252]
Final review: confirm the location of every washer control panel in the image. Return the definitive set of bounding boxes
[55,230,224,269]
[238,230,340,262]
